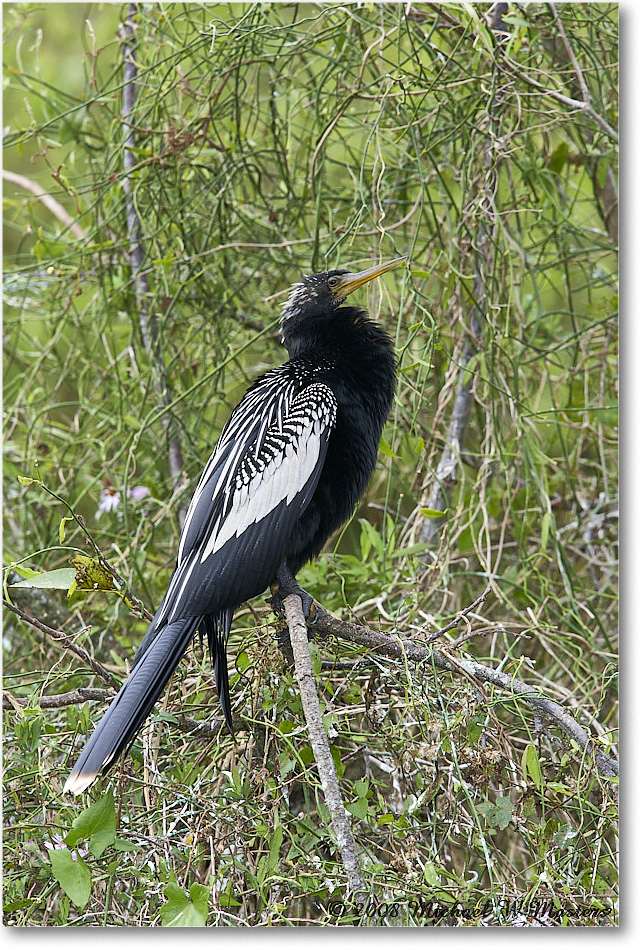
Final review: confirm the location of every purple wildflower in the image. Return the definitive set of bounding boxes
[127,485,151,502]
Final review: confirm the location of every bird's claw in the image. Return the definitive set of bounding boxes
[270,581,314,620]
[270,581,328,644]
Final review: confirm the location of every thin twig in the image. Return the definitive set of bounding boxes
[3,599,120,690]
[548,2,591,103]
[417,9,509,550]
[540,4,618,244]
[425,585,492,643]
[283,594,367,893]
[3,688,111,710]
[548,1,618,144]
[502,60,618,144]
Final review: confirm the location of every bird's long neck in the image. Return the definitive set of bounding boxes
[285,306,396,417]
[284,306,393,362]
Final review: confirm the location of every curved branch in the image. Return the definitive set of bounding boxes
[313,609,618,780]
[2,169,87,240]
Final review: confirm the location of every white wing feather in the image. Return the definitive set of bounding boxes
[200,395,333,561]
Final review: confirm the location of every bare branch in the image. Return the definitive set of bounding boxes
[3,687,112,711]
[504,61,618,144]
[415,12,510,550]
[425,585,492,643]
[313,609,618,781]
[283,594,367,893]
[541,4,618,244]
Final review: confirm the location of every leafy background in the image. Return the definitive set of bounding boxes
[3,1,617,927]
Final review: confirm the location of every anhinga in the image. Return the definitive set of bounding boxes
[64,256,404,795]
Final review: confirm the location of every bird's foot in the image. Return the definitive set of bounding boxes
[270,578,316,620]
[270,564,328,648]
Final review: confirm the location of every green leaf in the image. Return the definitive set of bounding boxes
[66,790,117,858]
[341,683,362,704]
[378,436,399,459]
[160,882,209,926]
[58,516,74,544]
[467,715,483,743]
[48,847,92,909]
[189,883,210,917]
[7,564,40,579]
[346,798,369,819]
[540,510,551,551]
[353,779,369,797]
[495,796,514,829]
[521,744,543,788]
[309,641,322,676]
[219,885,242,908]
[359,518,383,559]
[113,837,139,852]
[10,568,76,590]
[549,140,568,174]
[419,507,446,519]
[423,862,441,886]
[478,796,514,830]
[18,476,38,486]
[596,157,609,190]
[268,824,283,871]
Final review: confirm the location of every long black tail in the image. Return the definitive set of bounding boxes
[202,610,234,735]
[64,617,198,795]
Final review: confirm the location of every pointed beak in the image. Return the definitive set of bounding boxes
[332,256,406,300]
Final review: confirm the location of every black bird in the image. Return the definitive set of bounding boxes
[64,257,404,794]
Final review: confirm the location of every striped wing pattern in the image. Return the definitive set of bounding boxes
[154,368,338,628]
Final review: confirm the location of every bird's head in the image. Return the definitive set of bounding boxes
[280,257,405,347]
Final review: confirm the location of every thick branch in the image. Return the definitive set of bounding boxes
[3,688,111,711]
[283,594,366,893]
[313,609,618,781]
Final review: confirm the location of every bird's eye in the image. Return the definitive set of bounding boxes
[328,276,339,288]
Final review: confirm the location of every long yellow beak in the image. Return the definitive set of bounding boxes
[333,256,406,300]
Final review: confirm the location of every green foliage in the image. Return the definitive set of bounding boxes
[48,847,92,911]
[65,790,117,858]
[478,796,514,832]
[159,881,210,927]
[3,1,617,928]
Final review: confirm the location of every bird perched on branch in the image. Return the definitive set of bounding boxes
[64,256,404,794]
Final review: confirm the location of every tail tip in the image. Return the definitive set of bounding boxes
[63,770,98,796]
